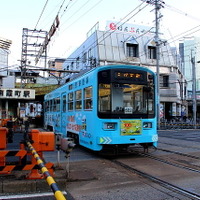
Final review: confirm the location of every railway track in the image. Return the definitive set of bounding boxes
[159,141,200,151]
[129,149,200,173]
[109,143,200,200]
[112,159,200,200]
[158,147,200,159]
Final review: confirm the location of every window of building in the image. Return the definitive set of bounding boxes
[162,75,169,87]
[71,62,74,69]
[126,43,139,57]
[84,86,93,110]
[148,46,156,59]
[82,52,87,63]
[0,90,3,96]
[75,90,82,110]
[88,49,92,65]
[76,57,80,69]
[68,92,74,111]
[6,90,12,97]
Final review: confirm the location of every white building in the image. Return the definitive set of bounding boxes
[179,37,200,90]
[179,37,200,118]
[62,21,187,121]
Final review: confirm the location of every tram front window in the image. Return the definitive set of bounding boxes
[98,83,155,118]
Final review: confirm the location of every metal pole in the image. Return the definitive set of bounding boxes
[191,54,197,129]
[155,0,160,129]
[140,0,164,128]
[56,149,62,168]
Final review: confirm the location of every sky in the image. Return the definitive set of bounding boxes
[1,0,200,66]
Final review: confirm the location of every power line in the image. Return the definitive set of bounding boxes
[34,0,49,30]
[62,1,149,66]
[60,0,78,19]
[61,0,103,33]
[164,3,200,23]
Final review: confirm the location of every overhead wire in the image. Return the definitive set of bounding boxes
[25,0,200,75]
[123,2,200,67]
[60,0,75,19]
[38,0,198,73]
[60,0,103,34]
[164,3,200,23]
[160,2,200,44]
[34,0,49,30]
[62,1,149,66]
[24,0,71,66]
[130,1,200,65]
[37,0,65,30]
[25,0,50,66]
[34,1,150,71]
[35,0,150,67]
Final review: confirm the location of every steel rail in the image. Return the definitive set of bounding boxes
[130,150,200,174]
[158,148,200,159]
[113,159,200,200]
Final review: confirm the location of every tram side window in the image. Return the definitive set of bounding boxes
[53,99,56,111]
[98,84,111,112]
[62,95,67,112]
[75,90,82,110]
[44,101,49,112]
[50,100,53,111]
[47,101,50,112]
[56,97,60,112]
[84,86,92,110]
[68,92,74,111]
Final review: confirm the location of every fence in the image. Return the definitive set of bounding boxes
[160,118,200,130]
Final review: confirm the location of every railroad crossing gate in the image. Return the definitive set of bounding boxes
[0,128,55,179]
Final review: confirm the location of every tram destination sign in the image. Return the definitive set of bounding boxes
[115,72,143,79]
[113,70,147,84]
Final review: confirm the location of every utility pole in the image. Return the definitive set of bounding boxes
[191,51,197,129]
[155,0,161,129]
[141,0,164,129]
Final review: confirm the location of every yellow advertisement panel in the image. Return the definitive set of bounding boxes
[120,120,142,136]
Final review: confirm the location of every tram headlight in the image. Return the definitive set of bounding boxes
[103,122,116,130]
[143,122,152,128]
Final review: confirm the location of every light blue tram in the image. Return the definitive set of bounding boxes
[44,65,158,153]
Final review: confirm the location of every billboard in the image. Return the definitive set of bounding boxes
[105,20,154,36]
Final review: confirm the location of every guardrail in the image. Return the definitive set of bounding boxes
[26,141,67,200]
[160,122,200,130]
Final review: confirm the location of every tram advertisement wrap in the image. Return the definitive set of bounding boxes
[120,120,142,135]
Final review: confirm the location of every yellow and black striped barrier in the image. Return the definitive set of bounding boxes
[26,141,67,200]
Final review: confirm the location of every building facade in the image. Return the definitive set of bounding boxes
[179,37,200,90]
[62,22,187,121]
[0,37,36,120]
[179,37,200,118]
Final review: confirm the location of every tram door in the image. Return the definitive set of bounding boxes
[61,93,67,136]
